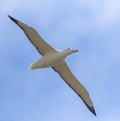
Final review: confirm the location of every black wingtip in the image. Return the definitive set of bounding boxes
[8,15,19,23]
[83,99,96,116]
[90,106,96,116]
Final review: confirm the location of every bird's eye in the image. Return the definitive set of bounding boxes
[68,48,71,50]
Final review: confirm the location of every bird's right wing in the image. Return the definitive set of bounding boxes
[52,61,96,116]
[8,15,57,56]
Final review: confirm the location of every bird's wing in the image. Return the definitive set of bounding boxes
[8,15,57,56]
[52,61,96,116]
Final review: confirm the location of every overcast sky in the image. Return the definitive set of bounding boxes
[1,0,120,121]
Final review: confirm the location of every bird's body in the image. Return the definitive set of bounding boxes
[30,49,78,69]
[8,15,96,116]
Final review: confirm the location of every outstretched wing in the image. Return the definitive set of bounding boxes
[8,15,56,56]
[52,61,96,116]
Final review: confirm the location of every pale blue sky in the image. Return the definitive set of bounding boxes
[1,0,120,121]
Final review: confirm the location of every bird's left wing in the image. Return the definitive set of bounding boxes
[8,15,57,56]
[52,61,96,116]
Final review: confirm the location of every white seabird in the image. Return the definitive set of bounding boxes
[8,15,96,116]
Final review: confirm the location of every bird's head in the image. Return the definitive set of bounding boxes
[65,48,79,55]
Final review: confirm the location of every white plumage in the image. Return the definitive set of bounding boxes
[8,15,96,116]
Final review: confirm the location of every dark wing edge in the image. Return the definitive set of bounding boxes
[52,62,96,116]
[8,15,41,55]
[8,15,56,56]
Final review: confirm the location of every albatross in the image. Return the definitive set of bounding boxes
[8,15,96,116]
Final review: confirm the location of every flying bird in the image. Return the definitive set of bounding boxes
[8,15,96,116]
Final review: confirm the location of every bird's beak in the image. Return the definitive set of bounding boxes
[73,49,79,53]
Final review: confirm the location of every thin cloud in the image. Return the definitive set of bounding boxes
[1,0,120,121]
